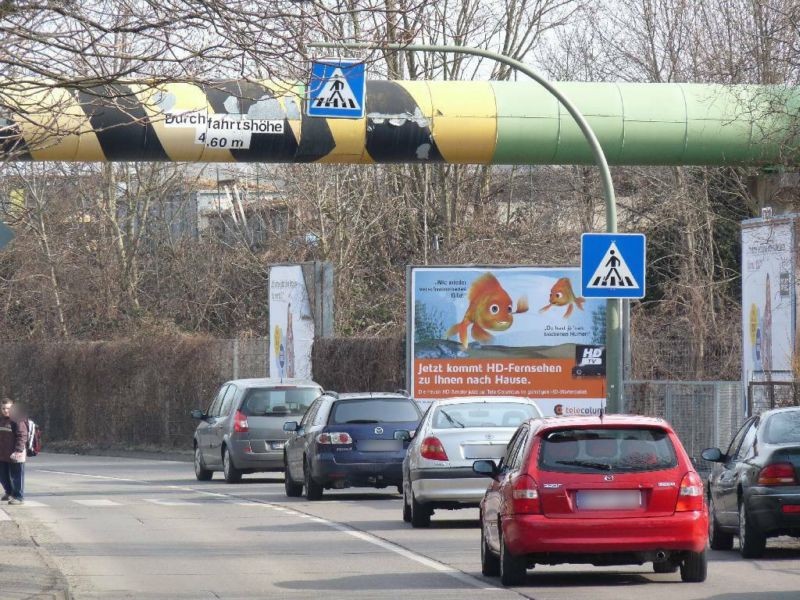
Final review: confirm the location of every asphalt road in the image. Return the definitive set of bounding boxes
[3,453,799,600]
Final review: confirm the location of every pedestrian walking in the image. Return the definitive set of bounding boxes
[0,397,27,505]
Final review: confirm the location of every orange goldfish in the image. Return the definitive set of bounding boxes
[539,277,585,318]
[446,273,529,349]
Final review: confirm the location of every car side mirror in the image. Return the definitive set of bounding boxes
[394,430,411,441]
[283,421,299,432]
[473,459,499,480]
[190,409,205,420]
[701,447,724,463]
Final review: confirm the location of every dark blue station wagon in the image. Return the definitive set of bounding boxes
[283,392,422,500]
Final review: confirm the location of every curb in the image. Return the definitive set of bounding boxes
[0,507,71,599]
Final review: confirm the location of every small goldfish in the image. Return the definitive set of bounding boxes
[539,277,585,318]
[446,273,528,349]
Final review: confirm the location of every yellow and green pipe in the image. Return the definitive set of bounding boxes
[1,80,797,166]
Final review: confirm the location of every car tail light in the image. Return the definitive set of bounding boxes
[233,410,249,433]
[420,437,448,461]
[675,471,704,511]
[511,474,540,514]
[316,432,353,445]
[757,463,798,486]
[782,505,800,514]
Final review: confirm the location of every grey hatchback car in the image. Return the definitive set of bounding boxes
[192,378,323,482]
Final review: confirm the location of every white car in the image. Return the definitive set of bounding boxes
[401,396,543,527]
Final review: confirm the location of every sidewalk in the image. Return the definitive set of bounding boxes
[0,507,70,599]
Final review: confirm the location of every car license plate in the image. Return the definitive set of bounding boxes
[575,490,642,510]
[358,440,402,452]
[270,441,285,450]
[464,445,504,459]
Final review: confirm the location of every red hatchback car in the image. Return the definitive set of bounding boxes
[474,415,708,586]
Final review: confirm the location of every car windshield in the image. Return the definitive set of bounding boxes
[763,411,800,444]
[539,427,678,473]
[241,387,321,417]
[433,402,539,429]
[329,398,420,424]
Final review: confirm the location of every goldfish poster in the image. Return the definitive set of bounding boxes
[408,266,607,416]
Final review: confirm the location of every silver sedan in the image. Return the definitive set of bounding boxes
[401,396,542,527]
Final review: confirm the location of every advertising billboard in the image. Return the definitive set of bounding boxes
[269,265,315,380]
[408,266,607,416]
[741,217,796,390]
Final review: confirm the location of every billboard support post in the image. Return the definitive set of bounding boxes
[309,41,622,412]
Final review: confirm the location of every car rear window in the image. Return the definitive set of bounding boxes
[433,403,539,429]
[241,387,321,417]
[329,398,421,424]
[763,411,800,444]
[539,427,678,473]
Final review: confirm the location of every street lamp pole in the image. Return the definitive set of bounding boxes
[308,41,624,413]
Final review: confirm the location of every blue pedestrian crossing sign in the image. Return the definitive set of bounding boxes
[581,233,646,299]
[307,58,366,119]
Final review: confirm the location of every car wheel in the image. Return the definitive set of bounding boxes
[284,456,303,498]
[402,486,412,523]
[410,490,431,528]
[708,495,734,550]
[680,548,708,582]
[653,560,678,574]
[222,446,242,483]
[499,529,527,586]
[194,445,213,481]
[480,519,500,577]
[304,459,323,501]
[738,501,766,558]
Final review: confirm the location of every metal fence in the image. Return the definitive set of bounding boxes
[210,338,269,379]
[624,380,744,470]
[747,381,800,415]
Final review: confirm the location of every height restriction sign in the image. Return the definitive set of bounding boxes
[307,59,366,119]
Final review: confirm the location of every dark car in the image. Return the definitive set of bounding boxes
[191,378,322,483]
[283,392,422,500]
[702,406,800,558]
[474,415,708,586]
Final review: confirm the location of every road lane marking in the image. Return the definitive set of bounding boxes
[32,466,514,594]
[303,513,496,590]
[144,499,199,506]
[187,489,228,498]
[74,499,123,507]
[39,469,139,483]
[0,508,10,521]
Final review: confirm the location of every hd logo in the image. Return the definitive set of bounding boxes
[580,347,603,365]
[572,345,605,377]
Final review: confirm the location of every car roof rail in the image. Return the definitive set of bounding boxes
[395,388,410,397]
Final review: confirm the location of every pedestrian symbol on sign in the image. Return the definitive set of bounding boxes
[581,233,646,299]
[312,68,361,110]
[308,59,366,119]
[587,242,639,289]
